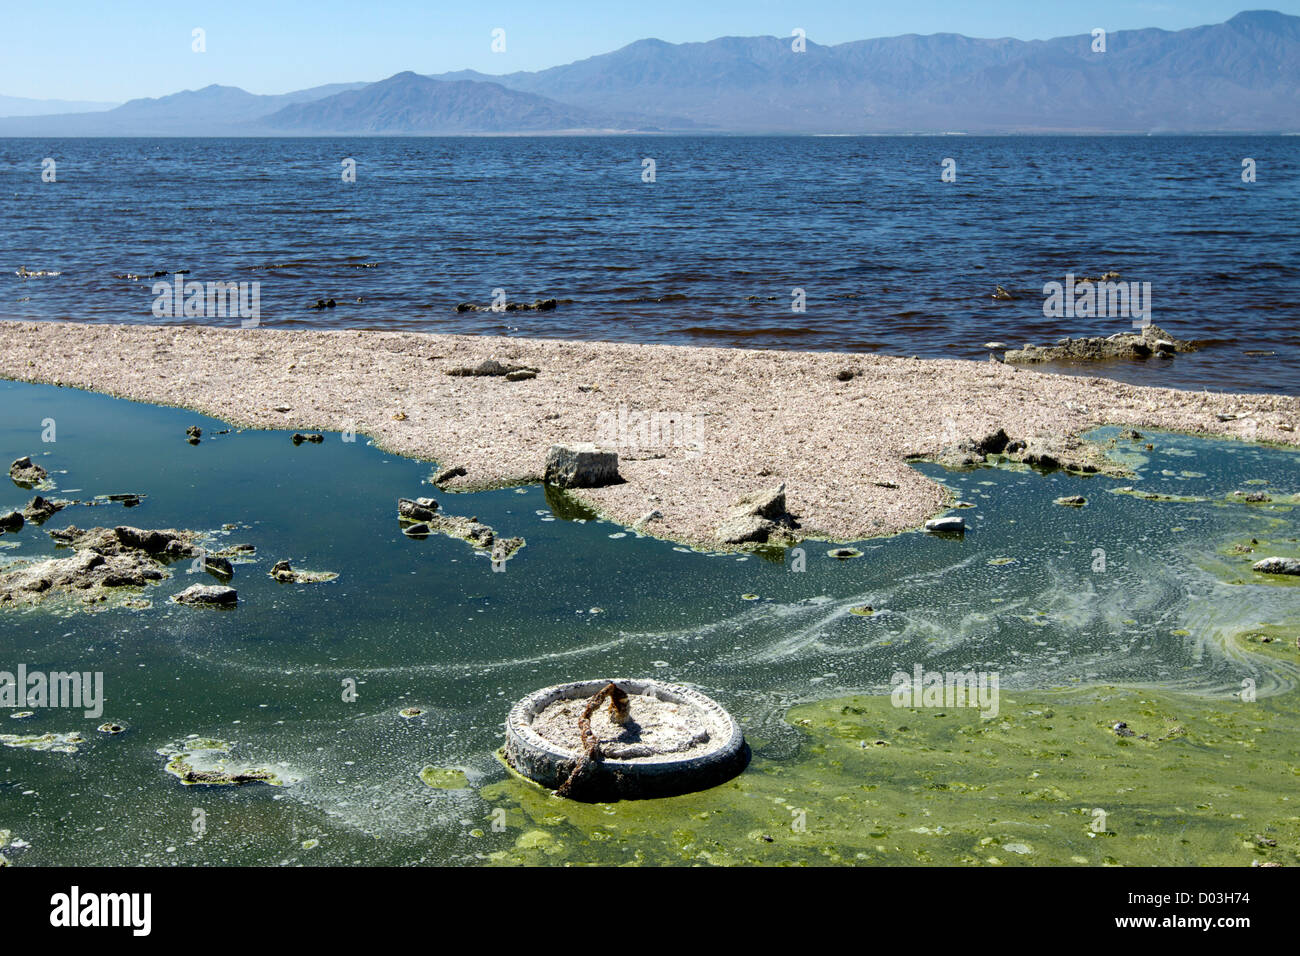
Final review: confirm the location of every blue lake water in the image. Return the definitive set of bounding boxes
[2,135,1297,393]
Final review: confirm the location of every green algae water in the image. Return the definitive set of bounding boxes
[1,380,1298,866]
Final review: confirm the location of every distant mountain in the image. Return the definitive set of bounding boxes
[431,11,1300,132]
[0,95,118,118]
[1,11,1296,135]
[258,71,644,133]
[0,82,368,135]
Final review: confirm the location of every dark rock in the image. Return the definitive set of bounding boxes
[398,497,439,522]
[0,511,22,532]
[431,465,467,485]
[291,432,325,445]
[22,496,65,523]
[924,516,966,535]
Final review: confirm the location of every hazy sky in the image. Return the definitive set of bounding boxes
[5,1,1296,102]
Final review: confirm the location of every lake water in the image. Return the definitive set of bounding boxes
[3,136,1298,394]
[2,380,1297,865]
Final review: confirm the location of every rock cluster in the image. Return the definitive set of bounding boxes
[0,525,203,609]
[1003,325,1196,364]
[445,359,540,380]
[930,427,1117,476]
[455,298,557,313]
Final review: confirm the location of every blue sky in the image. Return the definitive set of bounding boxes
[4,1,1296,101]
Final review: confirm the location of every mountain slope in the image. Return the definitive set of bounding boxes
[259,72,623,133]
[435,11,1300,132]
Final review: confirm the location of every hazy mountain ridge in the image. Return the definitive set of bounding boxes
[1,10,1296,135]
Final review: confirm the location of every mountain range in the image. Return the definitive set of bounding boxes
[2,11,1296,135]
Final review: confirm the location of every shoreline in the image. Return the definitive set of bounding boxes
[1,319,1297,548]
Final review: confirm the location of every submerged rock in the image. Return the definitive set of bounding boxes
[454,299,556,313]
[544,443,620,489]
[1252,557,1300,576]
[0,731,85,753]
[1054,495,1088,507]
[418,766,470,789]
[172,583,237,607]
[9,457,48,486]
[268,560,338,584]
[159,737,291,786]
[408,512,525,561]
[185,425,201,444]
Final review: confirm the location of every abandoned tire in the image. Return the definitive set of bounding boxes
[504,678,747,800]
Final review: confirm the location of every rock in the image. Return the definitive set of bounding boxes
[1253,557,1300,576]
[185,425,202,444]
[398,496,439,522]
[409,512,525,561]
[172,584,237,607]
[924,516,965,535]
[836,368,857,382]
[633,509,663,530]
[992,285,1014,300]
[446,359,540,378]
[111,526,200,558]
[983,342,1008,350]
[268,560,338,584]
[455,299,556,313]
[0,548,167,609]
[716,514,777,545]
[0,511,22,532]
[729,483,787,521]
[291,432,324,445]
[715,483,798,545]
[9,456,47,485]
[22,495,65,523]
[431,465,467,485]
[933,428,1010,468]
[199,554,234,579]
[544,443,620,489]
[1054,495,1087,507]
[1004,325,1196,364]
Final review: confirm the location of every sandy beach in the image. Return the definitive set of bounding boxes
[1,320,1296,547]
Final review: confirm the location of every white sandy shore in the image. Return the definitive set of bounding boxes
[1,320,1296,547]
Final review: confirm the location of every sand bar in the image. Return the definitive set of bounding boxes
[1,320,1296,547]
